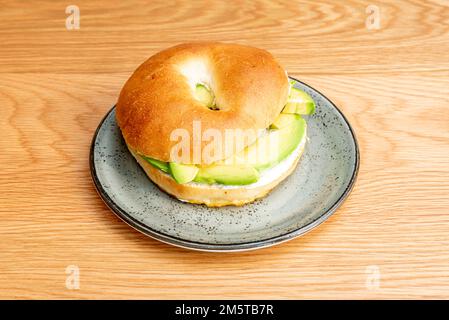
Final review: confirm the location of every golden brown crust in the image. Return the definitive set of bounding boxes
[129,143,305,207]
[116,42,289,164]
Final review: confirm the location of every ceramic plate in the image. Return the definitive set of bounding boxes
[90,78,359,251]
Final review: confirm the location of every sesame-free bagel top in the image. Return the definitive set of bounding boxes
[116,42,289,164]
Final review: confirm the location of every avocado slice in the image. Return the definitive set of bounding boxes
[270,113,298,129]
[142,156,170,173]
[222,114,306,171]
[194,165,259,185]
[169,162,199,184]
[283,87,315,115]
[195,84,216,109]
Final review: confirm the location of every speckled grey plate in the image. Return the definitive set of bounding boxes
[90,78,359,252]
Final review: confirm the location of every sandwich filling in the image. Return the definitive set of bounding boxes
[188,133,306,190]
[141,82,315,186]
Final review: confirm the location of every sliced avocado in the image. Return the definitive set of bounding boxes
[270,113,298,129]
[195,84,216,109]
[283,87,315,115]
[169,162,199,184]
[194,165,259,185]
[142,156,170,173]
[222,114,306,170]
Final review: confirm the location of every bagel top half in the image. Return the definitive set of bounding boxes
[116,42,289,164]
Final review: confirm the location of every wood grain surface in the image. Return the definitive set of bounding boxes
[1,0,449,299]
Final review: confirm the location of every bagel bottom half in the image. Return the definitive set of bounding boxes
[128,139,306,207]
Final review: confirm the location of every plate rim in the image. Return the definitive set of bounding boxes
[90,78,360,252]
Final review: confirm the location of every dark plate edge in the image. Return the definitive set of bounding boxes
[89,77,360,252]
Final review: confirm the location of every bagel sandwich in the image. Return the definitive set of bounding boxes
[116,42,315,207]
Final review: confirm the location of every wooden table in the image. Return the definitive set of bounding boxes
[1,0,448,299]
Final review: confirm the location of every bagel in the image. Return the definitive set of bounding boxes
[116,42,289,163]
[116,42,312,207]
